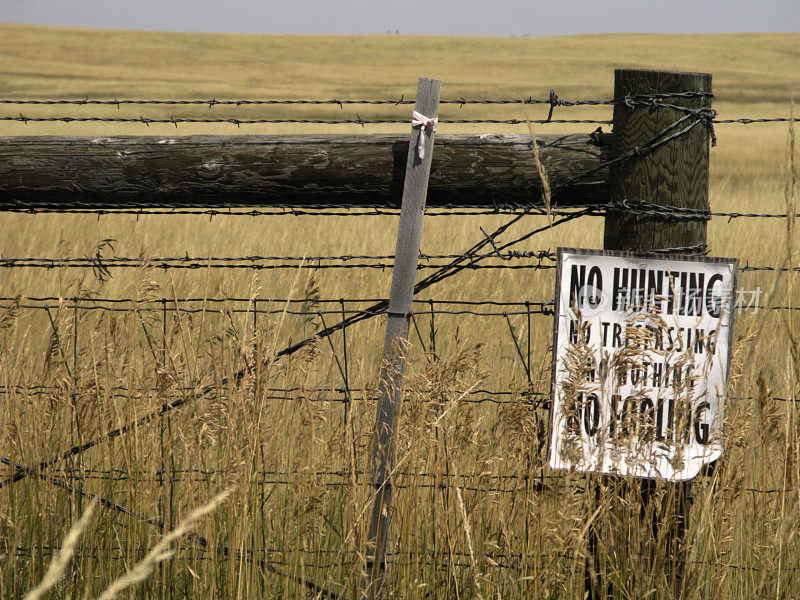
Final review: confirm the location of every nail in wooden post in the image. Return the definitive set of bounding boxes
[361,77,441,599]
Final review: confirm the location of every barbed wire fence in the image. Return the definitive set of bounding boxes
[0,87,797,594]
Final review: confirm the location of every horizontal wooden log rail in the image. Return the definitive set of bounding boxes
[0,133,611,209]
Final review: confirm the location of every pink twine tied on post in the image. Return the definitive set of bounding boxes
[411,110,437,159]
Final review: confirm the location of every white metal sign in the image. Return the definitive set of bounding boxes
[548,248,738,481]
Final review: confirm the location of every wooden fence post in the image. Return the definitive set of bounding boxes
[605,68,711,252]
[601,68,712,599]
[361,77,442,600]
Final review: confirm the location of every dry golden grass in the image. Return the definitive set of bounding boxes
[0,23,798,599]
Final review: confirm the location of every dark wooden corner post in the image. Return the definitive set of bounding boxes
[360,77,442,600]
[600,69,713,599]
[605,68,711,252]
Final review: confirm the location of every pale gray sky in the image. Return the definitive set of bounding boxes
[1,0,799,36]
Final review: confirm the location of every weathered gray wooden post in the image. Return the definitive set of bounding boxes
[600,68,712,599]
[361,77,442,599]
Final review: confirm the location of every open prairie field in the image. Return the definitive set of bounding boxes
[0,23,798,599]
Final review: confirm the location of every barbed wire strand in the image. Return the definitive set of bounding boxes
[2,250,795,272]
[1,296,797,315]
[2,115,613,126]
[11,544,796,574]
[5,91,787,124]
[2,381,796,410]
[3,201,798,220]
[0,91,713,107]
[6,113,793,126]
[35,467,798,495]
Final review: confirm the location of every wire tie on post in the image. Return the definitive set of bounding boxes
[708,122,717,147]
[411,110,437,159]
[702,108,718,147]
[386,311,410,320]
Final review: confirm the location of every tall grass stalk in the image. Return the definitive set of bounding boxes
[94,488,231,600]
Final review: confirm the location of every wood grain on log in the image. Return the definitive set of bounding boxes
[0,133,610,209]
